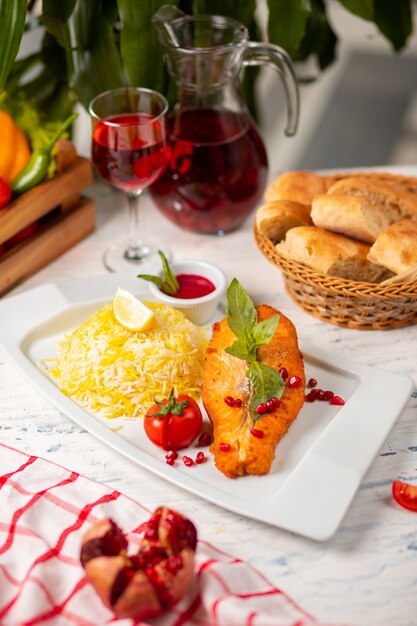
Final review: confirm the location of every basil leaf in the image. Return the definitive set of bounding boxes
[252,314,280,348]
[225,339,257,364]
[226,278,257,340]
[247,362,284,421]
[158,250,179,293]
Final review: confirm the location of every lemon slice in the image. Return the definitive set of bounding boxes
[112,288,156,331]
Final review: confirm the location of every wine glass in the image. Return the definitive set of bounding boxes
[89,87,169,272]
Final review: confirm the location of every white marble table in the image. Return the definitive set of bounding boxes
[1,175,416,626]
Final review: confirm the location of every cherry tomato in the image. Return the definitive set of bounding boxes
[144,389,202,451]
[392,480,417,512]
[0,177,12,209]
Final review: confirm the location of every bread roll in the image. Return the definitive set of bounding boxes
[367,219,417,274]
[256,200,313,242]
[327,177,417,223]
[265,171,326,205]
[311,194,393,244]
[276,226,392,282]
[322,171,417,193]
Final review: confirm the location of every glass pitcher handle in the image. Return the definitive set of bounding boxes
[152,5,186,48]
[243,42,299,137]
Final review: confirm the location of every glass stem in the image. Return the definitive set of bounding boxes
[125,189,149,261]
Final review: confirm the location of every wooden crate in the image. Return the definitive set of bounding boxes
[0,141,96,296]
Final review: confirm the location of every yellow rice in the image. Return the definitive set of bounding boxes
[47,301,207,418]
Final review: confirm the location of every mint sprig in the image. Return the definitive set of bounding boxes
[225,278,284,420]
[137,250,180,295]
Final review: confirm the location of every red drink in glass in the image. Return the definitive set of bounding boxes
[92,113,168,192]
[149,107,268,235]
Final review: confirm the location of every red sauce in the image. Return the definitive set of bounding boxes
[173,274,216,299]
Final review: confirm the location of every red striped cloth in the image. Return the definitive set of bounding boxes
[0,444,344,626]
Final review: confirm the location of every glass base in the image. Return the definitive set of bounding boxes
[103,240,170,273]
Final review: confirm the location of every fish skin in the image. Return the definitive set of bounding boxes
[202,304,305,479]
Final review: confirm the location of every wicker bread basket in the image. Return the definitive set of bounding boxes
[254,224,417,330]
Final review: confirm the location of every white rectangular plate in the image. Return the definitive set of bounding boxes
[0,272,412,541]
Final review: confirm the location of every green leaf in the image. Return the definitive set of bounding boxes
[267,0,311,58]
[225,338,257,364]
[295,0,337,71]
[137,274,170,292]
[225,280,280,362]
[42,0,76,78]
[146,388,189,418]
[252,315,280,348]
[69,0,125,109]
[5,52,41,92]
[193,0,256,25]
[0,0,26,91]
[158,250,179,293]
[226,278,257,341]
[247,362,284,421]
[42,0,77,47]
[336,0,374,21]
[374,0,412,52]
[137,250,179,295]
[117,0,179,93]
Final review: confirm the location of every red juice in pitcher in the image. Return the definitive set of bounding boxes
[150,107,268,234]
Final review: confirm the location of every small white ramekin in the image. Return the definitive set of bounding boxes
[148,259,226,325]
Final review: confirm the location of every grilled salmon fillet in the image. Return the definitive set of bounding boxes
[202,304,305,478]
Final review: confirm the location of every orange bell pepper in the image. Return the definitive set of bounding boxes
[0,110,31,185]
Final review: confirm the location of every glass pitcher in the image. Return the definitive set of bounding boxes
[150,5,299,235]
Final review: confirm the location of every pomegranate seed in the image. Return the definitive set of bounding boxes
[166,451,178,461]
[219,442,231,452]
[271,396,281,408]
[278,367,288,380]
[166,457,175,466]
[265,399,275,411]
[198,432,211,446]
[234,398,242,408]
[288,375,302,388]
[195,451,205,464]
[316,389,326,401]
[165,554,183,574]
[330,395,345,406]
[305,391,317,402]
[182,456,194,467]
[224,396,235,407]
[250,428,264,439]
[255,403,267,414]
[323,390,334,401]
[308,378,317,388]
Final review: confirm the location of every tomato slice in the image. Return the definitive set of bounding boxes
[392,480,417,512]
